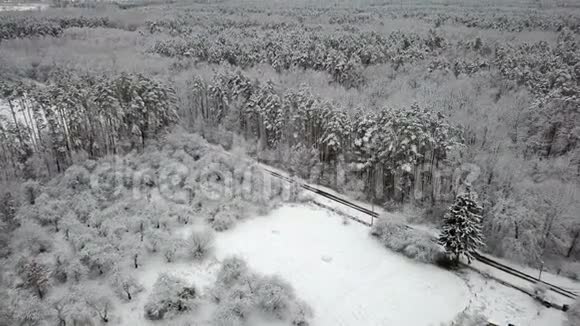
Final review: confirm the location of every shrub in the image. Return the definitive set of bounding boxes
[189,229,215,260]
[434,253,457,270]
[211,257,312,325]
[370,219,444,264]
[110,272,144,301]
[289,300,314,326]
[62,165,91,191]
[11,221,53,255]
[163,238,183,263]
[215,257,249,291]
[560,262,580,281]
[567,298,580,326]
[533,283,549,301]
[446,310,488,326]
[421,203,448,224]
[255,276,294,319]
[210,211,236,231]
[212,300,246,326]
[144,273,197,320]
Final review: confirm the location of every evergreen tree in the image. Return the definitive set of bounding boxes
[438,189,484,265]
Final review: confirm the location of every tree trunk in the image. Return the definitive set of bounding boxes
[545,124,559,157]
[566,231,579,258]
[7,99,24,148]
[454,254,460,266]
[140,222,144,242]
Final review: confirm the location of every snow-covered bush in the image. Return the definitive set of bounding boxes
[110,272,144,301]
[8,290,53,325]
[212,298,246,326]
[212,283,256,325]
[17,257,52,299]
[21,180,42,205]
[162,238,183,263]
[144,273,197,320]
[214,257,249,292]
[53,254,88,283]
[62,165,91,191]
[289,300,314,326]
[561,262,580,281]
[11,221,53,255]
[211,257,312,325]
[50,290,95,326]
[370,219,411,251]
[533,283,549,301]
[567,297,580,326]
[145,228,168,253]
[84,288,113,323]
[210,210,236,231]
[445,310,488,326]
[190,229,215,260]
[255,275,294,319]
[370,219,444,264]
[434,253,457,270]
[403,237,445,263]
[421,203,447,224]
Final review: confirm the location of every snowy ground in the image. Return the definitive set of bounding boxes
[471,258,577,307]
[478,253,580,294]
[0,3,48,11]
[256,162,580,301]
[214,204,470,326]
[110,202,569,326]
[461,270,567,326]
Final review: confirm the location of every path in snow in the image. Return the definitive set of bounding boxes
[214,204,470,326]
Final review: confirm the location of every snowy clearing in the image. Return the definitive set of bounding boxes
[0,3,47,11]
[257,161,580,302]
[214,204,470,326]
[462,270,567,326]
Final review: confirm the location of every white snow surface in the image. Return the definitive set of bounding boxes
[462,270,567,326]
[214,204,470,326]
[0,3,48,11]
[256,161,579,303]
[110,202,570,326]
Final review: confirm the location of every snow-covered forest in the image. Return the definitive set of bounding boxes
[0,0,579,325]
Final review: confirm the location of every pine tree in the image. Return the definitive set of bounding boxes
[438,189,484,265]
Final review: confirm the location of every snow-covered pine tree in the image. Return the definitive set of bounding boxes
[438,189,484,265]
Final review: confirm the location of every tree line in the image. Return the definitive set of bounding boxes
[0,72,178,180]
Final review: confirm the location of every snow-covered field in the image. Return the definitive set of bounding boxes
[257,162,580,302]
[79,201,571,326]
[214,204,470,326]
[0,3,48,11]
